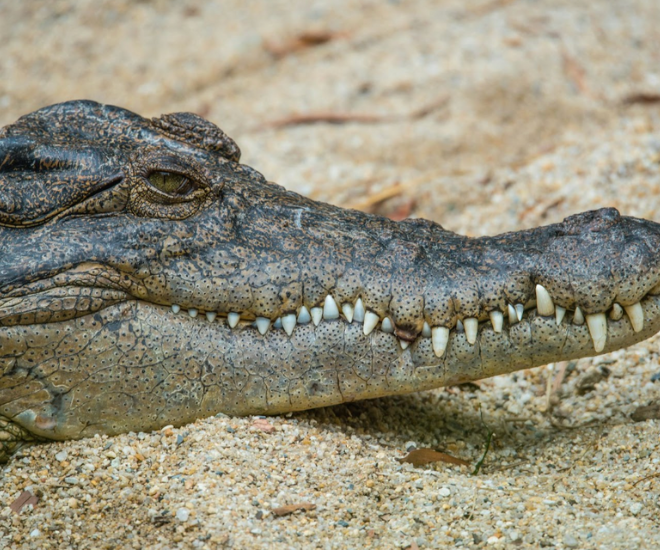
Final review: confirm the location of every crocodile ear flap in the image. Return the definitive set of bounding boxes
[0,136,122,227]
[150,112,241,163]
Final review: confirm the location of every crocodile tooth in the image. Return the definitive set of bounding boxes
[555,305,566,325]
[535,284,554,316]
[586,312,607,352]
[456,319,464,332]
[228,312,240,328]
[381,317,394,333]
[624,302,644,332]
[609,303,623,321]
[297,306,311,324]
[363,311,379,335]
[323,295,339,320]
[431,326,449,357]
[342,303,354,323]
[573,306,584,325]
[311,307,323,326]
[464,317,478,344]
[353,298,366,323]
[171,304,181,314]
[508,304,518,325]
[188,308,198,318]
[399,339,410,350]
[489,311,503,333]
[206,312,217,322]
[255,317,271,335]
[422,321,431,337]
[282,313,297,336]
[273,317,282,329]
[515,303,524,321]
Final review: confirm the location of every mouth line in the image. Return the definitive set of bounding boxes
[0,285,129,327]
[0,278,658,356]
[164,283,658,355]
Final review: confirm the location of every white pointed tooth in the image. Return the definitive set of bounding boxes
[311,307,323,326]
[535,284,555,316]
[188,308,198,318]
[342,303,354,323]
[171,304,181,314]
[297,306,311,324]
[431,326,449,357]
[228,312,240,328]
[464,317,478,344]
[515,303,524,321]
[282,313,297,336]
[353,298,366,323]
[609,303,623,321]
[489,311,503,333]
[573,306,585,325]
[255,317,271,335]
[586,312,607,353]
[363,311,380,335]
[508,304,518,325]
[273,317,282,329]
[206,311,217,322]
[323,295,339,320]
[399,339,410,350]
[381,317,394,333]
[422,321,431,338]
[624,302,644,333]
[555,305,566,326]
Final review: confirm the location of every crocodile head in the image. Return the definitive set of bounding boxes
[2,100,660,460]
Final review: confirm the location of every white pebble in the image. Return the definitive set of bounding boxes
[55,450,68,462]
[630,502,643,516]
[30,529,41,538]
[176,508,190,522]
[438,487,451,497]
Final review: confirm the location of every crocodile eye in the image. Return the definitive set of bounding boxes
[147,171,196,196]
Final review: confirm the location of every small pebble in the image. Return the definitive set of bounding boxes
[29,529,41,538]
[176,508,190,522]
[630,502,643,516]
[438,487,451,497]
[563,534,579,548]
[55,450,68,462]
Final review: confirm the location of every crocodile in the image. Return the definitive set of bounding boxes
[1,100,660,462]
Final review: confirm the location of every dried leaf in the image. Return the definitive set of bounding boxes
[271,502,316,517]
[9,490,39,514]
[397,448,470,468]
[631,400,660,422]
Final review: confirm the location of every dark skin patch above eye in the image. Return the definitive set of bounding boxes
[147,171,196,196]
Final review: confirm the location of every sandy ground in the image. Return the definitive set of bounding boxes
[1,0,660,548]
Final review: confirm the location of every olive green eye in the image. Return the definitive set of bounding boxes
[147,171,196,196]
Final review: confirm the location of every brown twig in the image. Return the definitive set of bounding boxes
[631,472,660,488]
[259,97,449,130]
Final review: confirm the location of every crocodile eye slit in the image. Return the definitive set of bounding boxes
[147,171,197,196]
[166,282,649,356]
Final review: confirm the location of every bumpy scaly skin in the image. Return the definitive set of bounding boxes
[2,101,660,462]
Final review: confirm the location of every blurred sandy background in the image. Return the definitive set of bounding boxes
[1,1,660,548]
